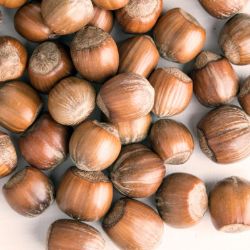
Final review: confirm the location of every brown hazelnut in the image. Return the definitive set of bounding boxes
[19,114,69,170]
[97,73,155,122]
[113,114,152,145]
[118,35,159,77]
[89,5,114,33]
[191,51,239,107]
[111,144,166,198]
[2,166,54,217]
[56,167,113,221]
[199,0,248,19]
[14,2,54,42]
[239,76,250,115]
[103,198,164,250]
[197,105,250,164]
[28,41,74,93]
[41,0,94,35]
[0,132,17,178]
[70,26,119,83]
[69,120,121,171]
[92,0,129,10]
[149,67,193,117]
[0,36,27,82]
[0,0,27,8]
[150,119,194,165]
[116,0,163,33]
[48,76,96,126]
[156,173,208,228]
[0,81,42,133]
[209,176,250,232]
[219,14,250,65]
[153,8,206,63]
[48,219,105,250]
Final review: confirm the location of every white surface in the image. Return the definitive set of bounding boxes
[1,1,250,250]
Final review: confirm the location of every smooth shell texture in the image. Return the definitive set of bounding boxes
[93,0,129,10]
[97,73,155,122]
[0,0,27,8]
[156,173,208,228]
[199,0,248,19]
[89,6,114,33]
[111,144,166,198]
[118,35,159,77]
[209,177,250,232]
[239,77,250,115]
[191,51,239,107]
[28,41,74,93]
[0,81,42,133]
[103,198,164,250]
[0,132,17,178]
[149,67,193,117]
[3,166,54,217]
[56,167,113,221]
[14,2,53,42]
[219,14,250,65]
[48,77,96,126]
[0,36,27,82]
[48,219,105,250]
[116,0,163,33]
[197,105,250,164]
[114,114,152,145]
[69,120,121,171]
[71,26,119,82]
[41,0,94,35]
[19,114,69,170]
[150,119,194,164]
[153,8,206,63]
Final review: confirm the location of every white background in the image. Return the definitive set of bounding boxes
[1,1,250,250]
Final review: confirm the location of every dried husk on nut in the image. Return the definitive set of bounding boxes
[209,176,250,233]
[219,14,250,65]
[191,51,239,107]
[197,105,250,164]
[149,67,193,117]
[103,198,164,250]
[153,8,206,63]
[97,73,155,122]
[116,0,163,33]
[199,0,248,19]
[47,219,105,250]
[69,120,121,171]
[56,167,113,221]
[156,173,208,228]
[111,144,166,198]
[118,35,159,77]
[0,132,17,178]
[150,119,194,165]
[239,76,250,115]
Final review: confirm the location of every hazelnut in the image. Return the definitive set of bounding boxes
[156,173,208,228]
[239,76,250,115]
[56,167,113,221]
[92,0,129,10]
